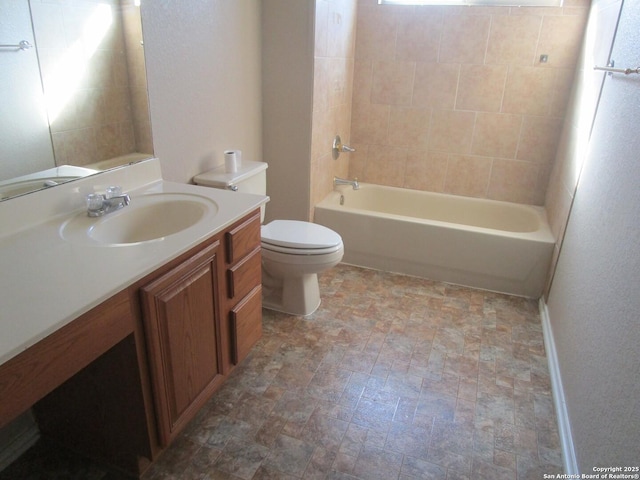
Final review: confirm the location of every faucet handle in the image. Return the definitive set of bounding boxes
[86,193,105,214]
[105,185,122,198]
[332,135,356,160]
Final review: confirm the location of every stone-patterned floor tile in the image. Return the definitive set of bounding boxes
[385,421,432,460]
[212,436,270,480]
[352,445,403,480]
[400,455,447,479]
[299,410,349,452]
[3,265,564,480]
[260,434,315,477]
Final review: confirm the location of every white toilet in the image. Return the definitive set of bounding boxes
[194,160,344,316]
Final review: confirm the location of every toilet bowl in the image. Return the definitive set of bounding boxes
[193,161,344,316]
[261,220,343,315]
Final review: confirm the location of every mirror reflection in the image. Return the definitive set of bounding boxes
[0,0,153,201]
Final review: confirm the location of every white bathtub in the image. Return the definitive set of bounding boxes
[314,183,555,298]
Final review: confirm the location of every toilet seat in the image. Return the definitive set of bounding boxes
[261,220,343,255]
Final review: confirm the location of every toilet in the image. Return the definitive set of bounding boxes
[194,160,344,316]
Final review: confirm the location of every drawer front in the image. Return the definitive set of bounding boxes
[227,247,261,300]
[230,286,263,364]
[226,212,261,264]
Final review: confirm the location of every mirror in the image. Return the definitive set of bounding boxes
[0,0,152,201]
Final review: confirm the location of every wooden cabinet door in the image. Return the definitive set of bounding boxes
[140,241,224,446]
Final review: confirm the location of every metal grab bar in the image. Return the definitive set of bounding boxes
[0,40,33,51]
[594,62,640,76]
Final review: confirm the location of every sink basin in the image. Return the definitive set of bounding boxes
[60,193,218,245]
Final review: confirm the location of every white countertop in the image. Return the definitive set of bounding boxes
[0,159,268,365]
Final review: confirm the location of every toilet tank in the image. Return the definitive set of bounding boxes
[193,160,268,221]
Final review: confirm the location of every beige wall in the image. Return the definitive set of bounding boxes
[141,1,262,185]
[310,0,358,220]
[348,0,589,205]
[261,0,314,223]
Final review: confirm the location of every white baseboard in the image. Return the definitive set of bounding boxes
[539,298,579,474]
[0,423,39,472]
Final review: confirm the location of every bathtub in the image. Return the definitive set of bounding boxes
[314,183,555,298]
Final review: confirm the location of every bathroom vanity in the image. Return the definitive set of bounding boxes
[0,159,267,476]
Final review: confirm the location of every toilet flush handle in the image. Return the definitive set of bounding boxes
[226,184,238,192]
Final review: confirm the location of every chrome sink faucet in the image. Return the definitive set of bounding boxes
[86,186,130,217]
[334,176,360,190]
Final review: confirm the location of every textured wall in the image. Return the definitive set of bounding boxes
[142,1,262,184]
[546,0,640,468]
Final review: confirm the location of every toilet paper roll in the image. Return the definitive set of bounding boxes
[224,150,242,173]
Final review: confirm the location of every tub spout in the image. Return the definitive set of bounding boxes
[334,176,359,190]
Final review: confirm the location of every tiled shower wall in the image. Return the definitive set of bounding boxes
[310,0,358,218]
[348,0,589,205]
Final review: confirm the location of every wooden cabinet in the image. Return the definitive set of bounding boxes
[140,240,225,447]
[138,209,263,446]
[225,212,263,366]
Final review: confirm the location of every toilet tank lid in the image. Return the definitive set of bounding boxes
[261,220,343,249]
[193,160,268,187]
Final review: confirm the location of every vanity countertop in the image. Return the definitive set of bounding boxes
[0,159,268,365]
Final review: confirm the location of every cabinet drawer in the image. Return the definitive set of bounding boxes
[227,247,261,300]
[226,212,261,264]
[230,286,263,364]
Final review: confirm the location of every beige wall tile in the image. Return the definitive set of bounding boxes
[444,154,491,198]
[486,14,542,66]
[364,145,407,187]
[395,12,443,63]
[388,107,430,147]
[404,149,448,192]
[344,2,589,207]
[371,60,415,105]
[536,14,588,68]
[348,143,368,180]
[502,66,556,116]
[456,64,508,112]
[549,68,576,117]
[314,57,332,114]
[352,102,390,144]
[413,63,459,110]
[355,7,397,61]
[428,110,475,154]
[517,115,564,164]
[472,112,522,158]
[328,0,358,58]
[352,60,373,106]
[311,0,358,216]
[315,0,329,57]
[487,158,539,204]
[439,14,491,64]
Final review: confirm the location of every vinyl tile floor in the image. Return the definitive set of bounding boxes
[2,265,563,480]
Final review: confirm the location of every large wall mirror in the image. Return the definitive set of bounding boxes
[0,0,153,201]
